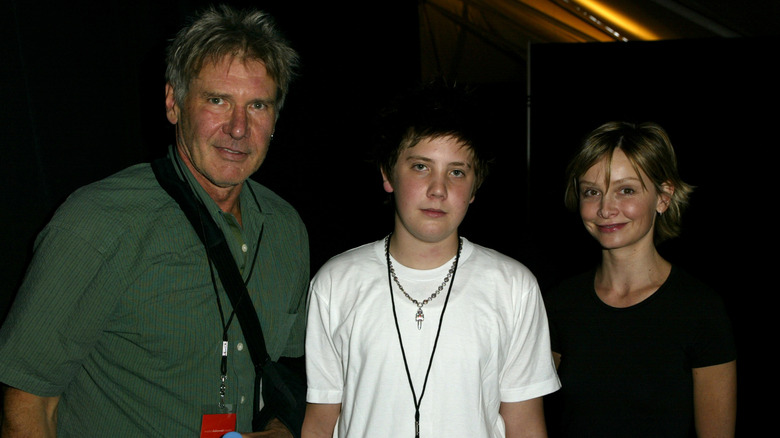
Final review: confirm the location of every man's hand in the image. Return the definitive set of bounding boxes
[239,418,293,438]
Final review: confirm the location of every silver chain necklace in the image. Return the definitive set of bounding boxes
[385,232,462,437]
[385,235,462,330]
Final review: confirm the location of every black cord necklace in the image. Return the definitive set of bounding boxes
[385,233,462,438]
[175,155,265,409]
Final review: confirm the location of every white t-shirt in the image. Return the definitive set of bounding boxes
[306,237,560,437]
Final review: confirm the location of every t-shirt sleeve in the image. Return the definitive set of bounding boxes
[304,274,344,404]
[499,274,561,402]
[690,289,737,368]
[0,225,121,396]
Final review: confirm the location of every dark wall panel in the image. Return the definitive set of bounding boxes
[529,37,778,435]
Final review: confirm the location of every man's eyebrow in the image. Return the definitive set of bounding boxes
[199,90,229,99]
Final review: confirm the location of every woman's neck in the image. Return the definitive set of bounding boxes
[595,245,671,307]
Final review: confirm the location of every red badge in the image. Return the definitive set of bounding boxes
[200,413,237,438]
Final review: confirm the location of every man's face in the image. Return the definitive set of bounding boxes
[166,56,278,192]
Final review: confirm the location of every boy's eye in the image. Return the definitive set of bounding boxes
[412,163,427,171]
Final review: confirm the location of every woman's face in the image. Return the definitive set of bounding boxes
[577,148,671,252]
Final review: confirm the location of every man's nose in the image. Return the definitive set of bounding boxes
[224,107,249,139]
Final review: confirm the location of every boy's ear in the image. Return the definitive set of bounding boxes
[381,169,394,193]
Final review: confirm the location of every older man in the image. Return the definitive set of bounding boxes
[0,5,308,437]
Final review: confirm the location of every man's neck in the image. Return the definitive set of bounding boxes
[175,148,244,225]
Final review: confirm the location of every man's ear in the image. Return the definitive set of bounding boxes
[381,168,394,194]
[657,181,675,214]
[165,83,179,124]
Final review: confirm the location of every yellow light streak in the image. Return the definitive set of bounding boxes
[574,0,660,40]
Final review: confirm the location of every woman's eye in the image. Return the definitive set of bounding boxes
[582,189,599,197]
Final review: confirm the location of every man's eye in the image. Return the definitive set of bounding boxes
[209,97,224,105]
[252,102,266,110]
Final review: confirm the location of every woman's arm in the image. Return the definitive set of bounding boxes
[693,360,737,438]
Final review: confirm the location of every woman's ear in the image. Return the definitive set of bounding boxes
[657,181,675,214]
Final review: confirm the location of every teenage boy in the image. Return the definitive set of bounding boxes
[301,81,561,438]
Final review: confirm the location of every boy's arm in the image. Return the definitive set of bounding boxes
[1,386,59,438]
[500,397,548,438]
[301,403,340,438]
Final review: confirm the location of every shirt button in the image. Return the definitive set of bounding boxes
[241,244,248,253]
[240,395,246,404]
[236,342,244,351]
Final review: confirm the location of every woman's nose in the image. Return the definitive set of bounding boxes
[598,197,617,218]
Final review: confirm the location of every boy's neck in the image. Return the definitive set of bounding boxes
[388,232,461,270]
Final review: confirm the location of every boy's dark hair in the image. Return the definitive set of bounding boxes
[374,79,493,190]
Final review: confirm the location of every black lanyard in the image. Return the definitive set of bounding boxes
[385,234,462,437]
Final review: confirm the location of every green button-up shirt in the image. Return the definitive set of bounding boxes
[0,147,309,436]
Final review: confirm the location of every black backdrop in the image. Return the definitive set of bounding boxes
[528,38,777,436]
[1,0,421,314]
[2,0,774,434]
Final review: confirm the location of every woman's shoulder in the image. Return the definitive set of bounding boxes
[664,265,725,306]
[543,269,596,308]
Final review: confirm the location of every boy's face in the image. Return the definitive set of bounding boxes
[382,135,476,247]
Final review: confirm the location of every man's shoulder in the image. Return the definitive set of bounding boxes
[48,162,174,234]
[245,178,303,221]
[66,163,162,206]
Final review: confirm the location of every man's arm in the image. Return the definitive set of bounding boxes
[1,386,59,438]
[500,397,548,438]
[301,403,340,438]
[693,360,737,438]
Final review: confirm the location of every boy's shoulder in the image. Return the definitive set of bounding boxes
[462,238,538,281]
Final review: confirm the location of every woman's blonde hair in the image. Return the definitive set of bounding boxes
[564,121,694,243]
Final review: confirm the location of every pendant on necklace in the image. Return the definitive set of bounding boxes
[416,307,424,330]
